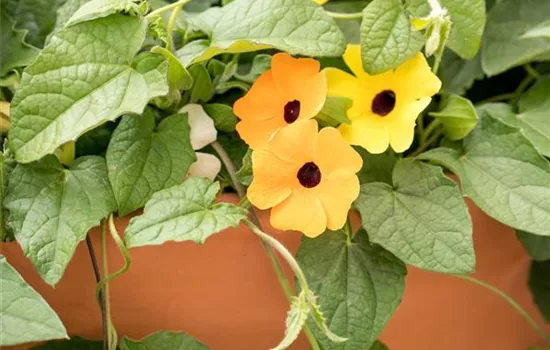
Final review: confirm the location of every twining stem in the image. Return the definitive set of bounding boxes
[146,0,191,19]
[100,219,117,350]
[343,217,353,246]
[0,153,5,243]
[85,233,107,349]
[477,92,516,105]
[524,63,540,79]
[411,128,443,157]
[166,0,184,52]
[454,274,550,345]
[212,141,321,350]
[325,11,363,20]
[421,119,442,146]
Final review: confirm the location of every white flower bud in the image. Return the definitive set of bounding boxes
[179,104,217,150]
[187,152,222,181]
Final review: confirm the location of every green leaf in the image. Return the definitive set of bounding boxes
[67,0,146,26]
[203,104,238,133]
[187,64,214,104]
[360,0,425,74]
[475,103,516,126]
[9,15,169,164]
[521,20,550,39]
[106,110,196,217]
[32,337,103,349]
[418,115,550,236]
[324,1,369,44]
[516,76,550,157]
[1,0,66,48]
[430,95,479,140]
[48,0,91,41]
[439,50,484,95]
[356,149,397,185]
[370,341,390,350]
[4,156,116,285]
[234,54,272,83]
[356,159,474,273]
[151,46,193,91]
[176,40,210,67]
[482,0,550,76]
[235,149,253,186]
[0,255,67,346]
[124,177,247,248]
[183,0,346,64]
[516,231,550,262]
[529,260,550,323]
[407,0,486,59]
[120,331,209,350]
[273,295,309,350]
[0,11,40,76]
[297,229,406,350]
[315,97,352,127]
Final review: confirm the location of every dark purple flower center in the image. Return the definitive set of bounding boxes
[297,162,321,188]
[284,100,301,123]
[371,90,396,116]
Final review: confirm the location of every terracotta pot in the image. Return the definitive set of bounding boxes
[2,194,549,350]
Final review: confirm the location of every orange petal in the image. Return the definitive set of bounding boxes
[271,53,321,99]
[247,149,297,209]
[266,119,318,165]
[233,71,285,122]
[314,127,363,175]
[317,173,360,231]
[270,191,327,237]
[236,117,286,149]
[297,71,327,122]
[338,117,390,154]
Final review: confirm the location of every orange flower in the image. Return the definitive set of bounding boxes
[247,120,362,237]
[233,53,327,149]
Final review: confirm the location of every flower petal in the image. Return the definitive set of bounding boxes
[393,53,442,99]
[338,117,390,154]
[317,173,360,231]
[270,191,327,237]
[236,116,286,149]
[297,71,327,122]
[271,53,321,98]
[247,149,297,209]
[388,121,416,153]
[233,71,285,121]
[314,127,363,175]
[342,44,369,80]
[325,67,365,101]
[180,104,217,150]
[187,152,221,180]
[267,119,318,165]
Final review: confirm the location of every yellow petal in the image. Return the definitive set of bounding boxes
[314,127,363,175]
[317,173,360,231]
[324,67,365,101]
[314,0,329,4]
[247,149,296,209]
[388,121,416,153]
[393,53,442,99]
[270,191,327,237]
[342,44,369,80]
[338,117,390,154]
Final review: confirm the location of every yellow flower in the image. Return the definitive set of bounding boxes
[233,53,326,149]
[325,45,442,154]
[247,120,362,237]
[314,0,329,4]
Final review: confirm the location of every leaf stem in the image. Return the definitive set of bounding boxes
[524,63,540,79]
[85,233,107,349]
[421,119,442,145]
[454,274,550,345]
[513,75,535,103]
[411,128,443,157]
[477,92,516,105]
[432,54,442,75]
[0,153,5,242]
[166,1,184,52]
[325,11,363,20]
[100,219,116,350]
[146,0,191,19]
[212,140,321,350]
[344,217,352,246]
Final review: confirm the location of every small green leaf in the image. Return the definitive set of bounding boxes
[521,20,550,39]
[407,0,486,59]
[419,114,550,236]
[235,149,253,186]
[516,76,550,157]
[316,97,352,127]
[482,0,550,76]
[0,11,40,76]
[324,1,368,44]
[356,149,397,185]
[2,0,66,48]
[529,260,550,323]
[32,337,103,349]
[106,110,196,216]
[9,15,169,163]
[234,54,272,83]
[439,50,484,95]
[176,39,210,67]
[67,0,146,26]
[356,159,474,273]
[203,104,238,133]
[4,156,116,285]
[516,231,550,262]
[476,103,516,126]
[120,331,209,350]
[124,177,247,247]
[187,64,214,104]
[360,0,425,74]
[430,95,479,141]
[183,0,346,64]
[151,46,193,91]
[0,256,67,346]
[297,229,406,350]
[272,295,309,350]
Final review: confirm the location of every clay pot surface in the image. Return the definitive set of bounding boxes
[2,194,549,350]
